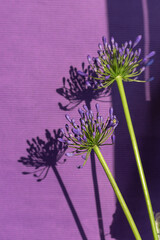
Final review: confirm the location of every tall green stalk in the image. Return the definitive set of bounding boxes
[93,145,142,240]
[116,75,158,240]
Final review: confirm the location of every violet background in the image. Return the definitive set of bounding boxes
[0,0,160,239]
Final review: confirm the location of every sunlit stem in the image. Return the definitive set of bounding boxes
[116,75,158,240]
[93,145,142,240]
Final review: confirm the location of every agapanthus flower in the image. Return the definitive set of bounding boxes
[78,35,155,88]
[58,104,118,167]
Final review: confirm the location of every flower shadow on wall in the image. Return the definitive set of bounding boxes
[18,129,88,240]
[57,64,111,240]
[56,63,110,111]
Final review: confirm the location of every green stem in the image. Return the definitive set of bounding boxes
[93,145,142,240]
[116,75,158,240]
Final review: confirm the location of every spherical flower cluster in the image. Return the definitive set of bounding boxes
[78,35,155,88]
[58,104,118,167]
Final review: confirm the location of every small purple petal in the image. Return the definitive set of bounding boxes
[86,80,91,87]
[97,116,101,122]
[105,75,110,80]
[87,55,92,64]
[109,107,114,119]
[144,51,156,61]
[76,136,82,143]
[89,110,93,118]
[65,114,71,122]
[146,59,154,66]
[82,126,86,131]
[111,135,115,144]
[93,131,96,137]
[124,42,128,49]
[85,111,89,119]
[108,44,111,51]
[133,35,142,48]
[98,43,103,50]
[130,51,134,58]
[96,57,101,64]
[72,128,81,136]
[119,48,123,56]
[82,135,87,142]
[81,119,85,125]
[65,124,69,132]
[129,40,132,47]
[138,48,141,56]
[95,103,99,113]
[147,77,154,82]
[140,67,145,73]
[115,42,118,50]
[77,71,88,77]
[71,119,75,124]
[97,50,103,56]
[111,36,114,43]
[83,105,89,111]
[102,36,108,49]
[126,48,130,55]
[100,116,103,122]
[58,138,66,143]
[60,128,65,135]
[78,108,84,118]
[102,36,107,45]
[97,125,102,134]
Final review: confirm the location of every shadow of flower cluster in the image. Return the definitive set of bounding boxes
[57,63,111,111]
[18,129,67,182]
[18,129,88,239]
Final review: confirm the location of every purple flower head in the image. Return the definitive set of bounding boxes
[61,104,118,167]
[85,35,155,88]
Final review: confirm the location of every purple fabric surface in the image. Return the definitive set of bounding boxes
[1,0,160,239]
[0,1,115,239]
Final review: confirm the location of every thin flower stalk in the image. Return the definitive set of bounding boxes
[116,75,158,240]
